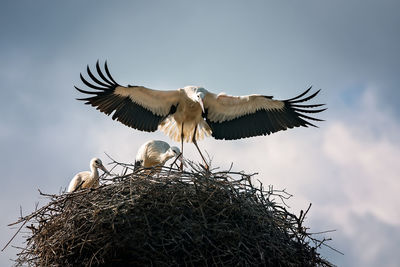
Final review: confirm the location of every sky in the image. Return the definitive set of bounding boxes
[1,0,400,266]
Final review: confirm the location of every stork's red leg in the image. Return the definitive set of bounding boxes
[192,125,209,170]
[180,122,184,171]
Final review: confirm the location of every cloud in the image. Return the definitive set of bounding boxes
[322,122,400,225]
[312,211,400,267]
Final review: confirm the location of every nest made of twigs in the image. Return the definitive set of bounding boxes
[11,162,334,266]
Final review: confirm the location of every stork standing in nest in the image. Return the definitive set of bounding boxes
[76,61,326,169]
[134,140,185,172]
[67,158,109,192]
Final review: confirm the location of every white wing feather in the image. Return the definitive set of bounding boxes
[68,174,83,192]
[115,86,180,116]
[204,92,284,123]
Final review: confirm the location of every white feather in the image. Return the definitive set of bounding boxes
[204,93,285,123]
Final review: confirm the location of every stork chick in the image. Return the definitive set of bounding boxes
[135,140,184,172]
[67,158,109,192]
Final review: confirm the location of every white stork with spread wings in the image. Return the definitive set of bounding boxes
[75,61,326,168]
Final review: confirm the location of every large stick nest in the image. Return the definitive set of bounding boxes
[11,162,334,266]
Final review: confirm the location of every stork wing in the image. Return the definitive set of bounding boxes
[203,87,326,140]
[75,61,180,132]
[67,176,82,193]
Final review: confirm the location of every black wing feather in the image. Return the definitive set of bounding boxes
[205,87,325,140]
[96,61,115,86]
[79,73,106,90]
[86,65,111,88]
[75,61,173,132]
[104,60,119,85]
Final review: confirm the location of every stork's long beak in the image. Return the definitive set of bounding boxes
[100,165,110,175]
[198,98,205,113]
[177,154,188,167]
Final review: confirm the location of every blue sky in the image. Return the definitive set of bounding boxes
[1,1,400,266]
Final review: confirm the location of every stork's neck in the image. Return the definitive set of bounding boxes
[182,87,199,104]
[90,165,99,178]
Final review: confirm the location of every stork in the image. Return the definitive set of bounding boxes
[75,61,326,169]
[67,158,109,192]
[134,140,184,172]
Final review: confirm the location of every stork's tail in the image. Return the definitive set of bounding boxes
[158,118,212,143]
